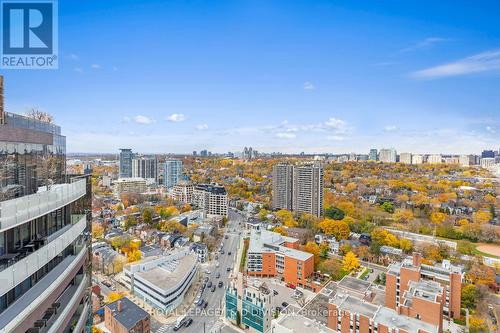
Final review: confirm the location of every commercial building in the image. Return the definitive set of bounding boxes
[0,77,91,333]
[164,159,183,189]
[104,297,150,333]
[481,150,495,158]
[246,230,315,289]
[172,181,194,204]
[399,152,412,164]
[132,157,158,183]
[368,149,378,161]
[386,253,462,321]
[123,249,198,314]
[272,162,324,218]
[378,148,397,163]
[480,157,496,168]
[226,273,274,333]
[272,164,294,211]
[192,184,228,218]
[114,178,147,196]
[119,149,134,178]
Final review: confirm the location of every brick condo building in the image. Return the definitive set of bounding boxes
[246,230,315,289]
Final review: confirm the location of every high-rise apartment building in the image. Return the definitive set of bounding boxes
[132,156,158,182]
[293,163,324,218]
[272,163,324,218]
[272,164,293,211]
[119,149,134,178]
[172,181,194,204]
[428,154,443,164]
[399,152,412,164]
[0,77,91,333]
[378,148,397,163]
[481,150,495,158]
[459,154,476,166]
[164,159,183,189]
[412,154,423,164]
[368,148,378,161]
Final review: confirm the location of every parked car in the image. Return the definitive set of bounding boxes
[282,302,289,308]
[202,300,208,309]
[228,251,232,255]
[184,318,193,327]
[218,281,223,288]
[225,235,228,239]
[273,289,278,295]
[173,315,187,331]
[215,272,220,278]
[226,267,231,272]
[207,281,212,288]
[211,285,216,292]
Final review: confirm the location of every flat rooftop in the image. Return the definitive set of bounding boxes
[248,230,312,261]
[277,314,336,333]
[338,276,371,296]
[134,253,197,292]
[374,306,438,333]
[331,293,379,318]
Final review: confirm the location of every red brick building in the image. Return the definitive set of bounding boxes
[104,297,150,333]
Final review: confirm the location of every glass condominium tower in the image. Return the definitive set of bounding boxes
[164,159,183,189]
[0,76,92,333]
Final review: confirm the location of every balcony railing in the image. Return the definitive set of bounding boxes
[0,214,87,297]
[0,246,87,333]
[0,179,86,231]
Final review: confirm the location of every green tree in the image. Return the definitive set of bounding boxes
[461,284,477,309]
[142,208,153,225]
[380,202,394,213]
[324,206,345,220]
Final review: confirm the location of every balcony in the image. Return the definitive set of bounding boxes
[0,179,86,231]
[0,214,87,296]
[0,246,87,333]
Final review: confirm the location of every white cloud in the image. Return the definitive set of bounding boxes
[327,135,345,141]
[411,49,500,79]
[324,118,346,131]
[196,124,209,130]
[486,126,496,134]
[384,125,397,132]
[303,81,315,90]
[166,113,186,122]
[133,115,153,124]
[401,37,448,52]
[275,132,296,139]
[90,64,100,69]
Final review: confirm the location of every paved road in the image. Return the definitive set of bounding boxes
[159,209,245,333]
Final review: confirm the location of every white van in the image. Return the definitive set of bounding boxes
[173,315,187,331]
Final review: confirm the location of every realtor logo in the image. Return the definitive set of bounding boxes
[1,0,58,69]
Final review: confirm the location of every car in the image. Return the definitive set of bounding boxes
[225,235,228,239]
[220,249,224,254]
[282,302,289,308]
[202,300,208,309]
[215,272,220,278]
[184,318,193,327]
[275,306,282,313]
[216,261,220,268]
[272,289,278,295]
[211,285,216,292]
[205,270,211,274]
[204,277,209,283]
[173,315,187,331]
[228,251,232,255]
[198,299,205,307]
[286,283,296,289]
[226,267,231,272]
[207,281,212,288]
[218,281,223,288]
[215,254,219,260]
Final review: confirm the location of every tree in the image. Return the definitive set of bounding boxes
[324,206,345,220]
[380,202,394,213]
[273,226,288,236]
[258,208,269,221]
[92,326,103,333]
[318,258,344,280]
[319,219,350,241]
[393,209,414,223]
[469,316,487,333]
[370,228,388,245]
[461,284,477,309]
[106,292,125,303]
[303,241,320,267]
[466,263,495,286]
[457,240,474,255]
[473,210,492,224]
[124,215,137,230]
[25,108,53,123]
[276,209,297,227]
[399,238,413,253]
[319,242,329,258]
[127,249,142,263]
[181,203,192,213]
[342,251,359,272]
[92,222,104,239]
[384,233,399,248]
[142,208,153,225]
[430,211,446,225]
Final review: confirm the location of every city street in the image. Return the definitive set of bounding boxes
[155,209,245,333]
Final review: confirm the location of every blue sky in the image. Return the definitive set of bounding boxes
[2,0,500,154]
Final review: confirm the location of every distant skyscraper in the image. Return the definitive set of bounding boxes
[164,159,183,189]
[369,149,378,161]
[119,148,134,178]
[481,150,495,158]
[399,153,412,164]
[459,154,476,166]
[379,148,397,163]
[132,156,158,182]
[272,164,294,211]
[200,150,208,157]
[293,163,324,218]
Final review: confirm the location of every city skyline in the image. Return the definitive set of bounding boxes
[2,0,500,154]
